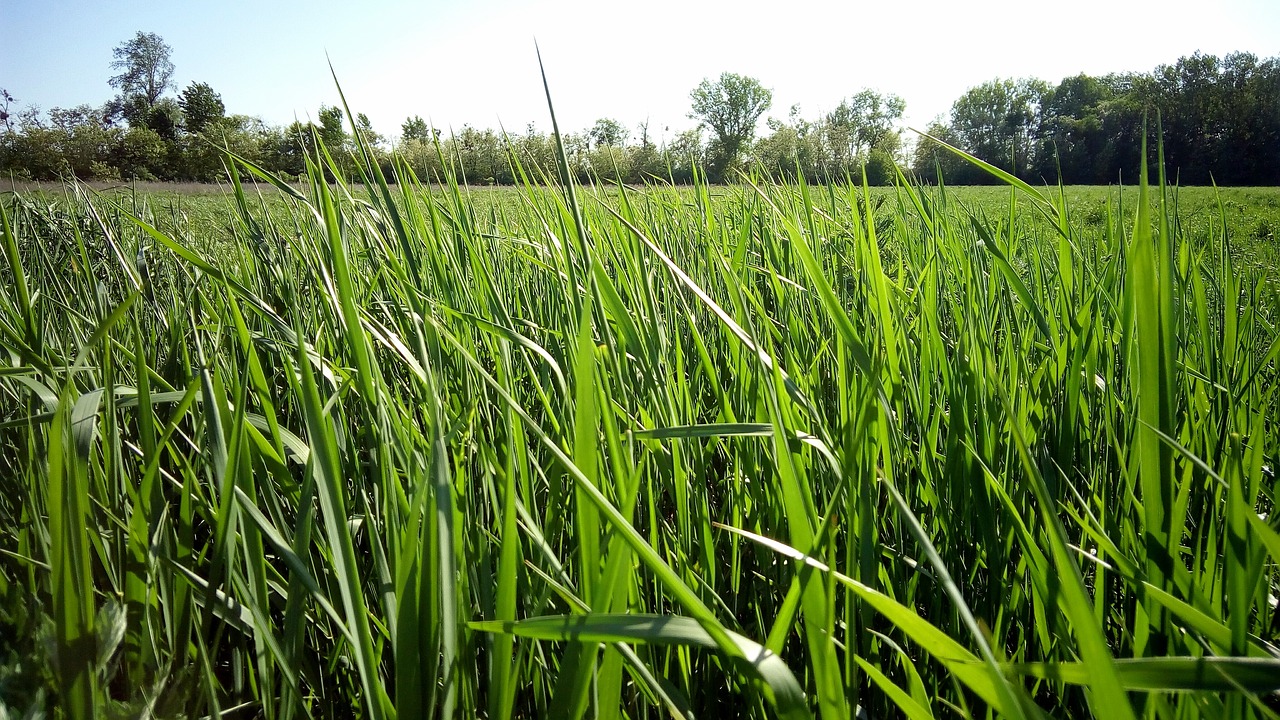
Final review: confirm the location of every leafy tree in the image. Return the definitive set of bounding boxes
[48,105,101,133]
[401,115,435,142]
[109,32,175,115]
[689,72,772,177]
[1035,74,1102,180]
[267,120,317,177]
[511,124,555,178]
[755,106,822,180]
[177,114,266,181]
[318,104,346,151]
[824,89,906,167]
[355,112,383,148]
[1138,51,1280,184]
[588,118,627,148]
[145,98,183,141]
[453,125,507,184]
[179,82,225,133]
[1219,53,1280,184]
[911,118,973,183]
[664,127,706,183]
[950,77,1048,178]
[112,126,166,180]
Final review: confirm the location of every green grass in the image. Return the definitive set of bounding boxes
[0,121,1278,719]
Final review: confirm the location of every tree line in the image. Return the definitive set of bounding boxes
[2,32,1277,186]
[913,52,1280,185]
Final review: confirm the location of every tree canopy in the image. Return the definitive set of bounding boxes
[1,44,1277,187]
[109,31,175,110]
[689,72,772,177]
[589,118,627,148]
[179,82,225,133]
[401,115,434,142]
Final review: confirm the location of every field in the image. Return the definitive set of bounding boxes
[1,141,1279,719]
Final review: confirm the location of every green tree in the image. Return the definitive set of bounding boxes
[179,82,225,133]
[401,115,434,142]
[318,104,346,151]
[755,106,822,180]
[1219,53,1280,184]
[47,105,101,133]
[663,127,706,183]
[689,72,772,178]
[356,112,384,148]
[949,77,1048,178]
[824,89,906,168]
[108,32,175,118]
[267,120,317,177]
[911,118,974,183]
[145,98,183,141]
[112,126,166,180]
[177,114,266,181]
[588,117,627,148]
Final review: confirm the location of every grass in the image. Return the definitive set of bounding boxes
[0,113,1278,719]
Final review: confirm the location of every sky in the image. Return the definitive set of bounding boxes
[2,0,1278,146]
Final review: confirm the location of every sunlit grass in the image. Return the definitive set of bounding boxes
[0,106,1277,719]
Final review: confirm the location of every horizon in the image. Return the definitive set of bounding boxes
[2,0,1278,146]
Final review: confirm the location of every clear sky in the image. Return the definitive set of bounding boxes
[2,0,1277,145]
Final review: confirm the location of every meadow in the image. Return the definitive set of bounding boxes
[1,129,1279,719]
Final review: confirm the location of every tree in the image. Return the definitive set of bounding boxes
[950,77,1048,178]
[689,72,772,177]
[0,88,14,133]
[112,126,166,180]
[145,98,183,140]
[402,115,434,142]
[48,105,101,133]
[911,118,973,183]
[180,82,225,133]
[824,89,906,167]
[109,32,175,114]
[664,127,706,183]
[1030,74,1117,183]
[588,118,627,148]
[177,114,267,181]
[318,104,346,151]
[356,112,384,148]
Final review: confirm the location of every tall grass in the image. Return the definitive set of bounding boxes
[0,107,1277,719]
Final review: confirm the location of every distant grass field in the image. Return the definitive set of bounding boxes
[1,143,1279,720]
[8,181,1278,274]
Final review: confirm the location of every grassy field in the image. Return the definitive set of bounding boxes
[1,136,1279,719]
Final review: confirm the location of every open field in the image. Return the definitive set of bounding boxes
[6,179,1277,259]
[1,145,1279,719]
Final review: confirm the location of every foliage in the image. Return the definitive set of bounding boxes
[356,112,383,148]
[179,82,225,134]
[317,104,346,153]
[108,31,175,112]
[689,72,772,178]
[588,117,627,148]
[824,89,905,166]
[946,77,1049,180]
[144,98,183,141]
[111,126,166,179]
[401,115,434,142]
[754,91,907,184]
[3,51,1279,187]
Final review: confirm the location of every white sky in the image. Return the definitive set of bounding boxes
[2,0,1277,145]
